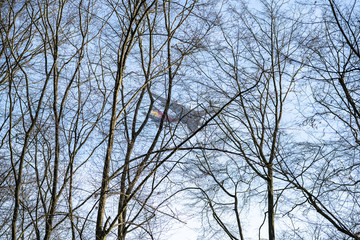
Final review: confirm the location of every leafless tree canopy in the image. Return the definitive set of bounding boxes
[1,0,359,240]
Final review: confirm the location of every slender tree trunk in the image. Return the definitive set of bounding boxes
[44,55,59,240]
[95,74,122,240]
[267,165,275,240]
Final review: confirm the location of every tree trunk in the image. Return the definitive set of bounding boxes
[267,165,275,240]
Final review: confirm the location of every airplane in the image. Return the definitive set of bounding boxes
[149,93,207,131]
[148,108,178,123]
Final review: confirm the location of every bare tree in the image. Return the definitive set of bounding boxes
[183,1,308,239]
[1,1,105,239]
[6,0,359,240]
[279,0,360,239]
[0,0,223,239]
[93,0,219,239]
